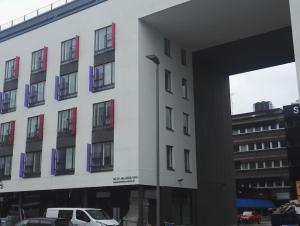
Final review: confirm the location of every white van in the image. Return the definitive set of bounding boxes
[45,208,119,226]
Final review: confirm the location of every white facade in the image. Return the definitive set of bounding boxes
[0,0,197,193]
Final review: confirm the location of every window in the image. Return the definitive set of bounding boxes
[257,161,264,169]
[234,145,239,152]
[164,38,171,56]
[0,122,11,145]
[256,143,262,150]
[59,72,77,99]
[4,59,16,81]
[249,162,256,169]
[283,180,290,186]
[265,160,272,168]
[246,127,254,133]
[56,147,75,173]
[58,210,73,220]
[91,142,113,171]
[95,25,113,53]
[239,128,246,134]
[271,141,278,149]
[262,125,269,131]
[58,109,75,134]
[24,151,41,177]
[266,180,274,187]
[248,144,255,151]
[240,144,248,152]
[181,49,187,66]
[282,159,288,167]
[61,38,75,64]
[31,49,44,72]
[270,123,277,130]
[27,116,39,139]
[273,160,281,168]
[183,113,189,135]
[0,156,12,178]
[240,163,249,170]
[165,70,172,93]
[254,126,261,132]
[184,149,191,172]
[280,140,287,148]
[94,62,115,90]
[182,78,188,99]
[274,179,282,187]
[29,81,45,106]
[258,181,265,187]
[76,210,90,222]
[264,141,270,149]
[93,101,113,129]
[232,129,238,135]
[278,121,285,129]
[2,89,17,113]
[166,107,173,130]
[166,145,174,170]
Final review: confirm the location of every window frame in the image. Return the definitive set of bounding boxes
[29,81,45,107]
[55,147,75,175]
[164,38,171,57]
[184,149,191,173]
[93,101,112,129]
[24,151,41,177]
[93,62,115,91]
[4,58,16,82]
[27,116,39,140]
[61,38,76,64]
[166,106,173,131]
[91,141,114,172]
[165,69,172,93]
[31,49,44,73]
[57,109,73,135]
[0,155,12,179]
[59,72,78,100]
[95,25,113,54]
[2,89,17,113]
[166,145,174,170]
[183,112,190,135]
[181,48,187,66]
[0,122,11,145]
[182,78,188,100]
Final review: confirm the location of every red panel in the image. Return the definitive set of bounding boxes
[109,99,115,128]
[38,114,44,139]
[112,23,116,49]
[75,35,80,61]
[43,47,48,70]
[15,56,20,79]
[71,107,77,135]
[9,121,15,145]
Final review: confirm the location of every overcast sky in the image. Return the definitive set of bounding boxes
[0,0,299,115]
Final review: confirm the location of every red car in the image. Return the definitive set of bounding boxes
[239,210,262,224]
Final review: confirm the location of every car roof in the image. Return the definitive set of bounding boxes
[48,208,103,211]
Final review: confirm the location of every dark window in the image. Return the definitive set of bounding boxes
[278,121,285,129]
[93,101,112,129]
[183,113,189,135]
[280,140,287,148]
[61,38,75,64]
[270,123,277,130]
[271,141,278,149]
[256,143,262,150]
[282,159,288,166]
[249,162,256,169]
[255,126,261,132]
[94,62,115,90]
[273,160,280,168]
[91,142,113,171]
[248,144,255,151]
[0,122,11,145]
[235,162,241,170]
[182,78,188,99]
[4,59,16,81]
[274,179,282,187]
[239,128,245,134]
[165,70,172,93]
[257,161,264,169]
[264,141,270,149]
[284,179,290,186]
[2,89,17,113]
[0,155,12,178]
[166,107,173,130]
[76,210,90,222]
[266,180,273,187]
[31,49,44,73]
[58,210,73,220]
[24,151,41,177]
[234,145,239,152]
[27,116,39,139]
[262,125,269,131]
[259,181,265,187]
[57,109,73,134]
[95,25,113,53]
[164,38,171,56]
[29,81,45,106]
[184,149,191,172]
[56,147,75,173]
[265,161,272,168]
[181,48,187,65]
[166,145,173,170]
[59,72,77,99]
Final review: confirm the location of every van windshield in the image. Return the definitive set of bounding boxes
[86,210,110,220]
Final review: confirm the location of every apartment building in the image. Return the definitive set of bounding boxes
[0,0,197,225]
[233,102,292,204]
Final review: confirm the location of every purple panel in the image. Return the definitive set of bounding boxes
[86,144,91,172]
[0,92,2,113]
[54,76,59,100]
[89,66,93,92]
[51,149,56,175]
[19,153,25,178]
[24,85,29,107]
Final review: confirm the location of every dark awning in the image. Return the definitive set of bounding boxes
[237,198,275,209]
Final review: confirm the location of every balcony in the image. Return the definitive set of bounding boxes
[236,167,290,179]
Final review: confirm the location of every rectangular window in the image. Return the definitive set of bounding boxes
[184,149,191,172]
[240,162,249,170]
[248,144,255,151]
[166,107,173,130]
[249,162,256,169]
[246,127,254,133]
[280,140,287,148]
[166,145,174,170]
[264,141,270,149]
[57,109,74,134]
[239,128,246,134]
[282,159,288,167]
[273,160,280,168]
[182,78,188,99]
[266,180,274,187]
[257,161,264,169]
[271,141,279,149]
[2,89,17,113]
[183,113,189,135]
[265,160,272,168]
[56,147,75,174]
[278,121,285,129]
[254,126,261,132]
[31,49,44,73]
[29,81,45,106]
[270,123,277,130]
[95,25,113,53]
[234,145,239,152]
[4,59,16,81]
[256,143,262,150]
[91,142,113,171]
[262,125,269,131]
[94,62,115,90]
[24,151,41,177]
[93,101,113,129]
[164,38,171,56]
[27,116,39,140]
[165,70,172,93]
[0,122,11,145]
[0,156,12,178]
[232,129,238,135]
[240,144,248,152]
[181,49,187,66]
[59,72,77,99]
[61,38,76,64]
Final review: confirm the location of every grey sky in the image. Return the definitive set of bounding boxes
[0,1,299,115]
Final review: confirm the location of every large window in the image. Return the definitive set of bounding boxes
[165,70,172,93]
[58,109,73,134]
[166,145,174,170]
[4,59,16,81]
[0,156,12,178]
[166,107,173,130]
[27,116,39,139]
[94,62,115,90]
[183,113,189,135]
[95,25,112,53]
[0,122,11,145]
[61,38,75,64]
[60,72,77,99]
[184,149,191,172]
[24,151,41,177]
[56,147,75,174]
[29,82,45,106]
[31,49,44,72]
[91,142,113,171]
[2,89,17,113]
[93,101,112,129]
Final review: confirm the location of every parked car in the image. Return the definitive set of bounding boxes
[239,210,262,224]
[15,218,71,226]
[45,208,119,226]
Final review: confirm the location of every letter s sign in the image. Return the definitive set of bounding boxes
[293,106,299,114]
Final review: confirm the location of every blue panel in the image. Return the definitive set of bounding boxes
[51,149,56,175]
[24,84,29,107]
[89,66,94,92]
[19,153,25,178]
[86,144,91,172]
[236,198,275,209]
